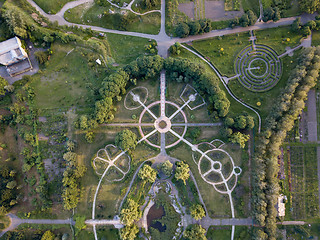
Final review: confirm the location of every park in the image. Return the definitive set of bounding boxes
[0,0,320,239]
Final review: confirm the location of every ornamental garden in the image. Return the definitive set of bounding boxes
[1,0,320,239]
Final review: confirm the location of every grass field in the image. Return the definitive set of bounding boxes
[241,0,260,16]
[30,44,106,111]
[64,3,161,34]
[33,0,73,14]
[255,26,303,55]
[191,31,251,77]
[207,226,251,240]
[107,33,157,65]
[312,31,320,47]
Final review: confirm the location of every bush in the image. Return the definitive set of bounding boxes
[35,51,49,65]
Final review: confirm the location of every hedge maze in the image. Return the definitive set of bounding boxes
[235,44,282,92]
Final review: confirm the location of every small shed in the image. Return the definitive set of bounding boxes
[0,37,32,77]
[276,194,286,217]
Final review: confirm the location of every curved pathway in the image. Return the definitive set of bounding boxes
[180,44,262,133]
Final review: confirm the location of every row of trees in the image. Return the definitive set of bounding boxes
[229,10,257,28]
[175,19,212,38]
[252,47,320,239]
[61,141,87,210]
[0,166,18,215]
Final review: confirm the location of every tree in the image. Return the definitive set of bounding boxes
[190,204,205,220]
[175,161,190,185]
[299,0,320,13]
[224,117,234,127]
[176,23,190,38]
[120,199,141,225]
[183,224,207,240]
[115,129,137,151]
[230,132,250,148]
[35,51,49,65]
[120,224,139,240]
[161,160,173,176]
[138,164,157,183]
[246,116,255,129]
[188,21,201,35]
[170,42,181,55]
[240,13,250,27]
[273,7,281,22]
[63,152,77,166]
[247,10,257,25]
[262,7,275,22]
[302,26,311,37]
[6,181,17,189]
[0,77,8,96]
[291,17,302,32]
[234,115,247,129]
[41,230,55,240]
[74,215,86,235]
[85,131,95,143]
[306,20,317,30]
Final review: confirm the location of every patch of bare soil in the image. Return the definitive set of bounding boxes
[205,1,243,20]
[178,2,194,19]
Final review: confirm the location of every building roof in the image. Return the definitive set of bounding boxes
[276,194,286,217]
[0,37,28,66]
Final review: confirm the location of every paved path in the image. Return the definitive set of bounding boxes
[316,146,320,217]
[85,218,123,228]
[0,214,74,238]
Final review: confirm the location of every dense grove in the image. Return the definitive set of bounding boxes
[252,47,320,239]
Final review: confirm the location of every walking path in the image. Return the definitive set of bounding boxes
[180,44,262,133]
[0,214,74,238]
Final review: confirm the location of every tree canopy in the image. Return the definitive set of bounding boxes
[115,129,138,151]
[120,198,141,225]
[0,77,9,96]
[138,164,157,183]
[175,161,190,185]
[183,224,207,240]
[190,204,206,220]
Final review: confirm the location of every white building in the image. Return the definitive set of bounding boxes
[0,37,32,77]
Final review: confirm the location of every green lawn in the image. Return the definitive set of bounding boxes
[312,30,320,46]
[64,3,161,34]
[255,26,303,55]
[207,226,251,240]
[191,32,251,77]
[31,43,106,111]
[33,0,73,14]
[107,33,157,65]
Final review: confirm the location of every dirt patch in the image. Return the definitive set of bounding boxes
[205,1,243,21]
[178,1,243,21]
[178,2,194,19]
